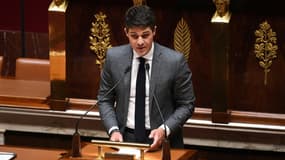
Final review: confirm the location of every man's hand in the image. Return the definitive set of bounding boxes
[110,131,123,142]
[148,128,165,151]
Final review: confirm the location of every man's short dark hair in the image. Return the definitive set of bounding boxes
[124,5,156,30]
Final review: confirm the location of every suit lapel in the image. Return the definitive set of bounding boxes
[122,46,133,119]
[149,43,162,116]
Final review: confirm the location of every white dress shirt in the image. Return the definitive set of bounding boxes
[126,43,154,130]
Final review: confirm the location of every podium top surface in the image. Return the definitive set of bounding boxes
[0,143,197,160]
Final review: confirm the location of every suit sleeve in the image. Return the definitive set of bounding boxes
[165,55,195,134]
[97,52,119,133]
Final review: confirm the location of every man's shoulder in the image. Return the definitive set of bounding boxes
[108,44,131,52]
[106,44,131,59]
[154,43,184,59]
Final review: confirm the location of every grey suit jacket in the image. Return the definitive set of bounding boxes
[98,42,195,148]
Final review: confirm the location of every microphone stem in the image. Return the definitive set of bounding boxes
[145,64,171,160]
[75,103,97,132]
[153,95,167,138]
[71,66,130,158]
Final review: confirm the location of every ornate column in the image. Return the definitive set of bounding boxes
[211,0,231,123]
[48,0,68,110]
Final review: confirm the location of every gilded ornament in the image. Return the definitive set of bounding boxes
[254,21,278,85]
[174,17,191,61]
[89,12,112,70]
[48,0,67,12]
[211,0,231,23]
[132,0,147,6]
[54,0,64,6]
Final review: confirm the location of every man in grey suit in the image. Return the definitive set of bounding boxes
[97,5,195,151]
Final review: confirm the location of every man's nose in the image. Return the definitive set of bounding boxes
[137,37,144,45]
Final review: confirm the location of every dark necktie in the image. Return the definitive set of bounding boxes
[134,57,146,142]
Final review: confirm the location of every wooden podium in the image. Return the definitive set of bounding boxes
[0,142,197,160]
[61,142,197,160]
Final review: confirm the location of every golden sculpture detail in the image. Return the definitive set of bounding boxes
[48,0,67,12]
[174,18,191,61]
[89,12,112,70]
[254,21,278,86]
[54,0,64,6]
[211,0,231,23]
[132,0,147,6]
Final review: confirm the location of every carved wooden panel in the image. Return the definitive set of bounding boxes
[0,0,285,116]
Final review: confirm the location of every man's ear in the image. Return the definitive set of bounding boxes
[153,26,157,36]
[124,27,128,37]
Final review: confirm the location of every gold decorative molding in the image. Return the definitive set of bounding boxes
[48,0,67,81]
[132,0,147,6]
[254,21,278,86]
[174,17,191,61]
[89,12,112,70]
[48,0,68,12]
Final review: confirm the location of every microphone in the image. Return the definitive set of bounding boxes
[145,63,171,160]
[71,65,131,157]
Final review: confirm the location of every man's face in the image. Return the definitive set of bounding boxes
[124,26,156,57]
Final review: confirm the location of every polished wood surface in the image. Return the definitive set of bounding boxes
[0,78,49,97]
[211,23,230,123]
[0,145,65,160]
[0,78,50,109]
[48,7,68,110]
[15,58,50,81]
[0,143,197,160]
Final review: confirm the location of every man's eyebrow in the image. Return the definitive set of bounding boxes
[129,31,151,35]
[142,31,151,34]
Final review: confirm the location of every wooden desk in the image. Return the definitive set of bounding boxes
[0,145,65,160]
[0,78,50,109]
[0,143,197,160]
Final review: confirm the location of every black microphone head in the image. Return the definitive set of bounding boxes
[145,63,150,71]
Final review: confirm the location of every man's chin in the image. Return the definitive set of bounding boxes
[136,50,147,56]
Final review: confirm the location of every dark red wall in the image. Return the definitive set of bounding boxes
[0,0,52,32]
